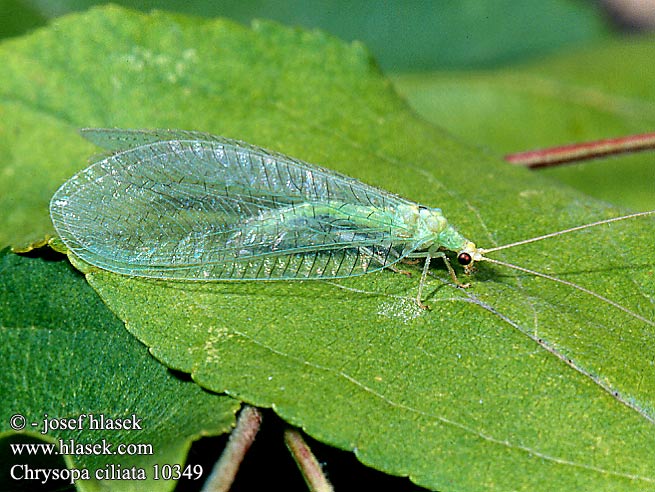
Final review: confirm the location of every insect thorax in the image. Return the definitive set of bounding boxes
[406,205,471,253]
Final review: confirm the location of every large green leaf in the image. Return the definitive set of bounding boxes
[393,35,655,210]
[1,6,654,491]
[0,250,240,492]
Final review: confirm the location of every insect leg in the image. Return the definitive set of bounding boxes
[399,257,422,266]
[405,251,471,309]
[435,252,471,289]
[387,264,413,277]
[416,253,432,309]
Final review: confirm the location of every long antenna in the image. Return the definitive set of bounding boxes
[482,256,655,327]
[481,210,655,255]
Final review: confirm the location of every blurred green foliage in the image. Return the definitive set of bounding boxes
[9,0,611,70]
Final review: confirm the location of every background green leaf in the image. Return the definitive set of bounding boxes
[0,0,47,39]
[393,36,655,210]
[1,6,654,491]
[0,250,240,492]
[16,0,611,70]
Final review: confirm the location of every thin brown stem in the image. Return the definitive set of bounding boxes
[284,428,334,492]
[505,132,655,169]
[201,406,263,492]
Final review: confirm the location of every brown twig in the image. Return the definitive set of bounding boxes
[505,131,655,169]
[284,428,334,492]
[201,405,263,492]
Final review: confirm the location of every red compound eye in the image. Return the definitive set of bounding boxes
[457,252,472,266]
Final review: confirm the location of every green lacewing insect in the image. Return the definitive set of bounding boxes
[50,129,655,318]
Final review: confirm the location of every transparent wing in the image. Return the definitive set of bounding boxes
[51,132,420,280]
[80,128,222,152]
